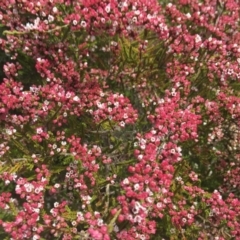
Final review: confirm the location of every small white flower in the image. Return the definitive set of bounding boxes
[97,101,103,108]
[105,4,111,13]
[114,101,119,107]
[182,218,187,223]
[77,211,83,217]
[140,145,146,150]
[146,197,153,203]
[42,106,48,111]
[72,20,78,26]
[132,16,137,23]
[66,92,72,98]
[123,178,129,185]
[139,234,146,240]
[24,183,34,193]
[186,13,191,19]
[176,176,182,181]
[120,121,125,127]
[52,7,58,13]
[33,208,40,213]
[157,202,162,208]
[72,221,77,226]
[5,180,10,185]
[134,183,140,191]
[134,142,138,147]
[134,10,140,15]
[81,21,87,28]
[114,224,119,232]
[195,34,202,43]
[97,219,103,226]
[54,183,60,189]
[34,188,42,194]
[132,207,139,214]
[33,234,40,240]
[48,15,54,22]
[44,100,49,105]
[134,215,142,223]
[150,137,155,142]
[41,177,47,182]
[36,127,43,134]
[6,129,13,135]
[170,149,175,154]
[73,96,80,102]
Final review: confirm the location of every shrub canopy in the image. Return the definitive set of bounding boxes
[0,0,240,239]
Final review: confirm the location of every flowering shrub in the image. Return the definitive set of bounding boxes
[0,0,240,239]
